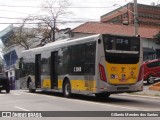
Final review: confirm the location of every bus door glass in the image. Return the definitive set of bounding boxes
[35,54,41,88]
[51,51,58,89]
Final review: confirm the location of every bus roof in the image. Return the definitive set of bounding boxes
[21,33,140,56]
[22,34,100,54]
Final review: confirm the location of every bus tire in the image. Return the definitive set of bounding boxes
[95,93,110,99]
[63,80,71,98]
[29,82,36,93]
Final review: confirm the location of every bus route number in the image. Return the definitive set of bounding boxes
[74,67,82,72]
[116,39,128,44]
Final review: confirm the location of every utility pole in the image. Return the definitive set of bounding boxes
[134,0,138,36]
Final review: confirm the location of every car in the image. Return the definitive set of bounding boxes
[0,73,10,93]
[143,59,160,84]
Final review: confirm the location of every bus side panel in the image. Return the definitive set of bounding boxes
[57,76,97,94]
[96,35,108,93]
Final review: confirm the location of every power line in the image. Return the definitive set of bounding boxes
[0,17,24,19]
[0,21,97,24]
[0,10,38,15]
[0,4,114,8]
[0,5,114,16]
[0,16,99,21]
[0,4,40,8]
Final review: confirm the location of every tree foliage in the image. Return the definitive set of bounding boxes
[154,31,160,45]
[38,0,71,43]
[10,17,42,50]
[10,0,71,49]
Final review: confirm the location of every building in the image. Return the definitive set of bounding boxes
[71,3,160,61]
[71,22,160,61]
[56,28,71,40]
[0,57,4,73]
[101,3,160,28]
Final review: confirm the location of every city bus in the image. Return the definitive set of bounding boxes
[18,34,143,98]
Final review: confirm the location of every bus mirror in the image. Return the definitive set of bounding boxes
[136,35,140,38]
[98,39,101,44]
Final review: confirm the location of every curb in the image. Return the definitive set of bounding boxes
[149,82,160,91]
[120,93,160,99]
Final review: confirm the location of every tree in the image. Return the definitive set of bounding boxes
[154,31,160,45]
[8,0,71,49]
[38,0,71,42]
[10,17,42,50]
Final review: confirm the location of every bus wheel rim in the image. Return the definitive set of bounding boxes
[65,83,69,95]
[29,83,32,90]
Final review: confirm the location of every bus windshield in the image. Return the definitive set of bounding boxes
[103,35,140,64]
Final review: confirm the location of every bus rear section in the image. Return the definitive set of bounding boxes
[97,34,143,94]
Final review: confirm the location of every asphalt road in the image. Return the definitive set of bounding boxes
[0,90,160,120]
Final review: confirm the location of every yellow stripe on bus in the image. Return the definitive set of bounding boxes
[42,79,51,88]
[58,79,96,92]
[43,79,96,92]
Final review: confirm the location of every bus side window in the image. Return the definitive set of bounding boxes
[19,57,24,69]
[85,42,96,74]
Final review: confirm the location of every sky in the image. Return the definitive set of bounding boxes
[0,0,159,31]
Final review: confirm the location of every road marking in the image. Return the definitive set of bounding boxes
[14,106,29,111]
[12,90,36,95]
[24,93,37,95]
[12,93,21,96]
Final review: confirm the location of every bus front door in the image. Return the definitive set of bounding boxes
[51,51,58,89]
[35,54,41,88]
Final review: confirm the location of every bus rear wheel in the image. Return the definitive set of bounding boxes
[63,81,71,98]
[95,93,110,99]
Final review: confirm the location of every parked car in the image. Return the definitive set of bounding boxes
[143,59,160,84]
[0,73,10,93]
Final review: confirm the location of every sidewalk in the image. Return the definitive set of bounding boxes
[135,82,160,97]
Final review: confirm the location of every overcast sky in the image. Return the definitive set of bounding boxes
[0,0,159,31]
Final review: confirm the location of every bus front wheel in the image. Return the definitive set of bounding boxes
[29,82,36,93]
[63,81,71,98]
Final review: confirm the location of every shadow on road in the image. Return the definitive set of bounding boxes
[29,91,160,110]
[29,90,137,104]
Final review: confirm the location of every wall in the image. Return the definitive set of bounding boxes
[101,3,160,28]
[72,33,95,39]
[142,38,160,50]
